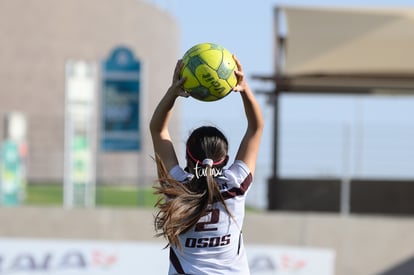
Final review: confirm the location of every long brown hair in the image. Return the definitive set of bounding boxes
[153,126,233,249]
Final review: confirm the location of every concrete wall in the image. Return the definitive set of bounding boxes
[0,207,413,275]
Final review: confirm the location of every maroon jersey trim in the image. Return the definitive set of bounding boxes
[170,247,185,274]
[222,173,252,200]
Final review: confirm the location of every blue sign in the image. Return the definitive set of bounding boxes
[101,47,141,151]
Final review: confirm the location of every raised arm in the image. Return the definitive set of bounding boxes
[149,60,189,172]
[232,56,264,176]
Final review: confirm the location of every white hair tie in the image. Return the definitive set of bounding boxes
[202,158,214,167]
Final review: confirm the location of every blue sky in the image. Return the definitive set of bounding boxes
[149,0,414,207]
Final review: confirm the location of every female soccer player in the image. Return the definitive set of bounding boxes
[150,55,264,275]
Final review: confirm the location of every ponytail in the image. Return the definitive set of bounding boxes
[153,126,232,250]
[153,154,205,249]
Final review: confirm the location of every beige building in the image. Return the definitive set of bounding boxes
[0,0,182,185]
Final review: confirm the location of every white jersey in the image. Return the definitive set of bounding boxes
[167,160,252,275]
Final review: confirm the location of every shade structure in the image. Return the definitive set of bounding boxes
[283,6,414,76]
[253,6,414,214]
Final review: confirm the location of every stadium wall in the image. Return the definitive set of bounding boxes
[0,207,413,275]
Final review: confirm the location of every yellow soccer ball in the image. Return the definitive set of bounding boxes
[180,43,237,102]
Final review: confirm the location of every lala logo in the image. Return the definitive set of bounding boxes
[0,249,118,273]
[92,250,118,268]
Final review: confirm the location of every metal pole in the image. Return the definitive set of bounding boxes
[340,123,351,215]
[63,63,73,208]
[271,6,282,178]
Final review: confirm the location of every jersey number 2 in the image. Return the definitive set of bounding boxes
[195,209,219,232]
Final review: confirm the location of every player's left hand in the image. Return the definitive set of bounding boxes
[167,59,190,98]
[232,55,248,93]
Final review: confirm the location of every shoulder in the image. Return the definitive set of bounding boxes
[224,160,251,181]
[218,160,252,192]
[216,160,252,199]
[169,165,193,182]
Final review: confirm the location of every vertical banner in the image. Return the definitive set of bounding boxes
[0,112,27,206]
[101,46,140,151]
[64,60,97,208]
[0,140,21,206]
